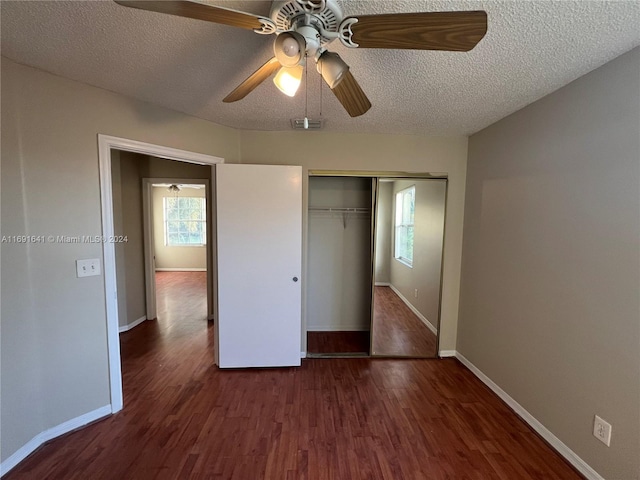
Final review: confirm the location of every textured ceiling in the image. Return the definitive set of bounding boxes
[2,1,639,135]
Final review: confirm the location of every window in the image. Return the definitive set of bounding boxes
[394,186,415,267]
[163,197,206,246]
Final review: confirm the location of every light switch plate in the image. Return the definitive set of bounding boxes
[76,258,101,278]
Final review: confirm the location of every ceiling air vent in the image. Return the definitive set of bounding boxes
[291,118,324,130]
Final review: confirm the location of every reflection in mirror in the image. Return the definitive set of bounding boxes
[371,178,446,357]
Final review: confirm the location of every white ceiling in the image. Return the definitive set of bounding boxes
[2,1,639,136]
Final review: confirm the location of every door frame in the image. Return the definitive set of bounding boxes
[98,134,223,413]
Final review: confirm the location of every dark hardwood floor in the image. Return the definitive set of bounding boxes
[307,331,370,354]
[372,286,438,357]
[5,272,583,479]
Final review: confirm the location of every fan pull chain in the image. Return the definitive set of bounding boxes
[319,60,323,119]
[304,55,309,129]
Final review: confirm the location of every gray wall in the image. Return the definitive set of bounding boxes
[111,150,130,329]
[388,179,446,331]
[117,152,147,327]
[374,182,393,284]
[1,67,45,464]
[146,156,212,179]
[153,186,207,270]
[0,57,239,465]
[458,47,640,480]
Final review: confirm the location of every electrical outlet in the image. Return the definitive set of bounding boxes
[414,289,418,298]
[593,415,612,446]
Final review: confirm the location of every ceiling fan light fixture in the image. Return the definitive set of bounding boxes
[317,51,349,89]
[282,36,302,57]
[274,65,304,97]
[274,31,306,67]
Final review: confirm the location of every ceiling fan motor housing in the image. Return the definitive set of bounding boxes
[270,0,343,48]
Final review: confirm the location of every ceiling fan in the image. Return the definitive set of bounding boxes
[114,1,487,117]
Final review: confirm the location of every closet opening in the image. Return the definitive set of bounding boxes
[306,176,373,357]
[306,171,447,359]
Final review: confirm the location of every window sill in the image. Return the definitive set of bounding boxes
[166,244,206,248]
[394,257,413,268]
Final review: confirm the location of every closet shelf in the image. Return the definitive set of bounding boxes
[309,207,370,228]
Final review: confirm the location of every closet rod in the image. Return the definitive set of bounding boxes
[308,207,369,213]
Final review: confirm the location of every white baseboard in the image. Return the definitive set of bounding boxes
[438,350,457,358]
[375,282,391,286]
[155,268,206,272]
[118,315,147,333]
[0,405,111,476]
[454,352,603,480]
[301,351,307,358]
[307,326,370,332]
[389,284,438,335]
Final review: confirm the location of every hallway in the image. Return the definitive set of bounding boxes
[120,271,211,364]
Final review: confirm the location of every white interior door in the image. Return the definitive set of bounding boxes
[216,164,302,368]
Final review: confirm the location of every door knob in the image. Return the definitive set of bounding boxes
[292,276,299,282]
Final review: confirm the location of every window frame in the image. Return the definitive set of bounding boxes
[163,196,207,247]
[394,185,415,268]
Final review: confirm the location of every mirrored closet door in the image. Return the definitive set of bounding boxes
[371,178,447,358]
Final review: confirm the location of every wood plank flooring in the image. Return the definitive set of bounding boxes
[372,286,438,357]
[5,272,584,480]
[307,331,370,354]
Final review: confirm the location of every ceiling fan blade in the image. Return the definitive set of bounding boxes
[114,1,268,31]
[342,11,487,51]
[223,57,281,103]
[329,70,371,118]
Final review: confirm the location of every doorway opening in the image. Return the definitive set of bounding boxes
[98,135,223,413]
[146,181,208,317]
[141,180,211,324]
